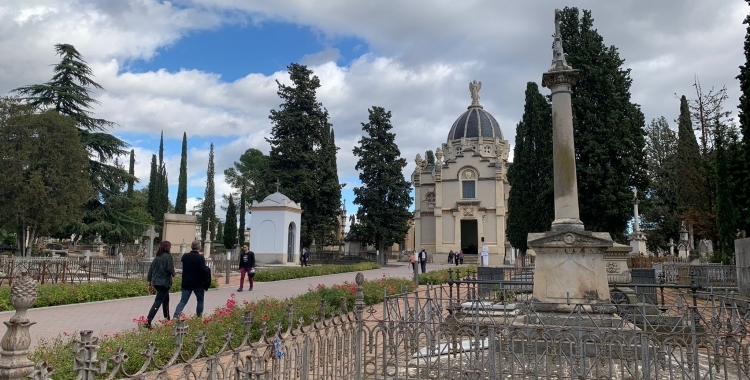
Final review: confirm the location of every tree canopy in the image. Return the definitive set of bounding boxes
[0,97,92,253]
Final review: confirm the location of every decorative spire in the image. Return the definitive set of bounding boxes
[549,9,573,72]
[468,80,483,109]
[276,178,280,193]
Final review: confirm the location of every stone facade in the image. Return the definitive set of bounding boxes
[412,82,510,264]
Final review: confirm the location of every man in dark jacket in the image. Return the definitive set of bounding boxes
[237,245,255,292]
[172,240,208,319]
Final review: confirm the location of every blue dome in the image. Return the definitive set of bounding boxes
[446,106,503,142]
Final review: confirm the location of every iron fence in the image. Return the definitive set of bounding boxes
[3,269,748,379]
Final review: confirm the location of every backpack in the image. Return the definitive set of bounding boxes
[202,265,212,291]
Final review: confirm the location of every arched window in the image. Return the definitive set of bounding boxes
[461,170,476,199]
[287,222,296,263]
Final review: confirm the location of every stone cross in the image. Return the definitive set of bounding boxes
[204,220,212,257]
[276,178,280,193]
[142,225,158,260]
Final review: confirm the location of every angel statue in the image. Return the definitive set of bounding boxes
[469,80,482,106]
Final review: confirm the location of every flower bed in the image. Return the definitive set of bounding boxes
[252,262,380,281]
[0,276,219,312]
[31,276,414,380]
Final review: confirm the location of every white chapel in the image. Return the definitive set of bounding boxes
[412,81,511,264]
[249,191,302,265]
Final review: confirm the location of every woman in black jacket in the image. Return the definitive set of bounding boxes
[146,241,176,328]
[237,246,255,292]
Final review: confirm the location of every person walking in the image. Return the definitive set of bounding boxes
[301,248,309,267]
[419,248,427,274]
[448,250,454,264]
[172,240,208,319]
[455,250,462,266]
[237,245,255,292]
[459,250,464,265]
[409,251,416,272]
[145,241,175,328]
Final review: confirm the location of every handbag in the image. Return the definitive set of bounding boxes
[248,267,256,278]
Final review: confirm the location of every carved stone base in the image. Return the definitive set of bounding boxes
[605,243,632,284]
[527,230,614,305]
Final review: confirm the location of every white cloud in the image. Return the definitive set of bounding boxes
[1,0,748,207]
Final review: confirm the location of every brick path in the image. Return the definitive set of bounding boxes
[0,262,456,348]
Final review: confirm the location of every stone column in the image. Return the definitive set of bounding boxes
[0,272,38,380]
[544,70,583,231]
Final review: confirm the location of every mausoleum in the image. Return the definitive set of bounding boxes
[249,191,302,265]
[412,82,511,263]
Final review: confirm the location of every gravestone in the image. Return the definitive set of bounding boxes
[162,213,197,249]
[83,250,91,262]
[141,225,158,263]
[736,238,750,297]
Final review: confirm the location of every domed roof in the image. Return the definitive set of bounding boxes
[252,191,301,209]
[263,192,291,204]
[446,80,503,142]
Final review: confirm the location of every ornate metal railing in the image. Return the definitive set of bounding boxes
[3,270,750,379]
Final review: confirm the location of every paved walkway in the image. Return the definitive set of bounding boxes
[0,262,458,348]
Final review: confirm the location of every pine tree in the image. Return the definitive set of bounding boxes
[736,0,750,234]
[201,143,216,243]
[267,63,341,248]
[147,154,158,224]
[641,117,680,250]
[223,194,238,248]
[175,132,188,214]
[506,82,554,252]
[352,106,412,264]
[127,149,135,198]
[238,183,246,246]
[13,44,131,240]
[559,8,648,241]
[675,95,713,239]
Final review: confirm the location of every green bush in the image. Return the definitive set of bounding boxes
[0,276,219,312]
[253,262,380,282]
[418,266,477,285]
[31,276,414,380]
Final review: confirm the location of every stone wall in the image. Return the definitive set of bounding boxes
[736,238,750,297]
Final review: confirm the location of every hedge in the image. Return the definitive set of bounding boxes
[418,266,477,285]
[253,262,380,281]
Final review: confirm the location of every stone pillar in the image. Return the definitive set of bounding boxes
[0,272,38,380]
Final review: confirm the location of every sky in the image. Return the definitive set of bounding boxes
[1,0,748,229]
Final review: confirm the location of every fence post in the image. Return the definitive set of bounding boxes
[354,273,364,380]
[0,271,38,380]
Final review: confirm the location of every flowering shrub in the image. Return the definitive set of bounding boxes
[31,276,414,380]
[0,276,219,312]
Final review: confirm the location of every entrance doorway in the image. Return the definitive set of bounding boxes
[460,219,478,255]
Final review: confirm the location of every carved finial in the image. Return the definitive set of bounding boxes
[435,147,444,165]
[469,80,482,108]
[549,9,573,72]
[415,153,422,168]
[355,272,364,285]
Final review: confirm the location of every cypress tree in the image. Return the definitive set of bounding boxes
[127,149,135,198]
[737,0,750,234]
[147,154,158,223]
[267,63,340,248]
[216,220,224,244]
[201,143,216,242]
[352,106,412,264]
[175,132,188,214]
[158,131,164,167]
[714,120,737,263]
[676,96,708,214]
[223,194,238,248]
[238,183,246,246]
[506,82,554,252]
[641,117,680,250]
[559,8,648,241]
[157,162,169,228]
